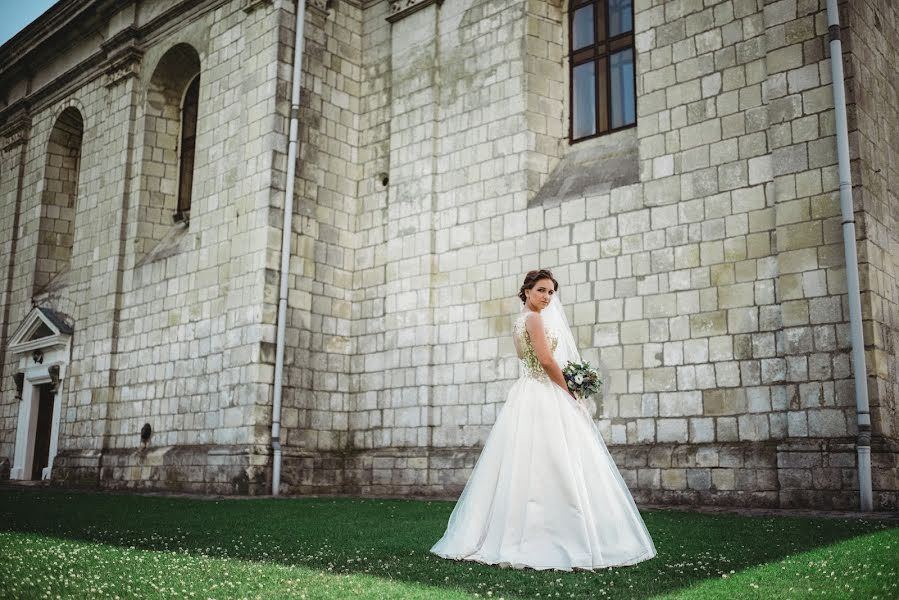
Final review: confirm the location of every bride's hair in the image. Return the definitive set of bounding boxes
[518,269,559,303]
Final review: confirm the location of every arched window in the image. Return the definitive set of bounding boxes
[569,0,636,142]
[177,75,200,218]
[137,43,201,258]
[35,107,83,293]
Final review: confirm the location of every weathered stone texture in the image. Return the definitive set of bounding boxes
[1,0,284,490]
[0,0,896,509]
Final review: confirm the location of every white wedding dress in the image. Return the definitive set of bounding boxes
[431,299,656,571]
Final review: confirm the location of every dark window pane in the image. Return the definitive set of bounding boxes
[610,48,635,129]
[572,5,594,50]
[573,62,596,139]
[608,0,633,37]
[178,76,200,214]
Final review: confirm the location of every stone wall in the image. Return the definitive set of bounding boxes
[1,0,896,509]
[273,0,366,490]
[845,0,899,506]
[277,0,897,509]
[0,0,286,494]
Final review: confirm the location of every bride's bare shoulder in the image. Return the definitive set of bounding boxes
[513,310,539,333]
[522,310,545,331]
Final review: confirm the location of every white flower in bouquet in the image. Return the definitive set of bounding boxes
[562,360,602,401]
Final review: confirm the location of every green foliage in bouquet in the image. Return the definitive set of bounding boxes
[562,360,602,401]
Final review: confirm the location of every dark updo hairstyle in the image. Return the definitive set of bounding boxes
[518,269,559,303]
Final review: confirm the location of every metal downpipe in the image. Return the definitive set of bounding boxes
[825,0,873,511]
[272,0,308,496]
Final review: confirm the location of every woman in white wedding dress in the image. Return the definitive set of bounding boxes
[431,269,656,571]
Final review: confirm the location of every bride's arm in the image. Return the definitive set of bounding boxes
[525,313,577,400]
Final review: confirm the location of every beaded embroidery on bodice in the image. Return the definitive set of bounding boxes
[513,311,559,382]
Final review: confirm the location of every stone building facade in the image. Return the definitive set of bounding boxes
[0,0,896,509]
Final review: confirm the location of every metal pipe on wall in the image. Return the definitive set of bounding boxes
[272,0,308,496]
[824,0,873,511]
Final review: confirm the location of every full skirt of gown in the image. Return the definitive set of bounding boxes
[430,374,656,571]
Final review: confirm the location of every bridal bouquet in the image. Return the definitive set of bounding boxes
[562,360,602,401]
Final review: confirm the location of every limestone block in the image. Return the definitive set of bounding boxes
[689,417,715,442]
[738,413,770,441]
[645,367,677,392]
[716,416,739,441]
[695,364,718,389]
[659,391,703,416]
[711,468,735,490]
[781,300,810,326]
[658,419,689,443]
[619,210,652,235]
[768,95,802,125]
[687,468,712,490]
[690,310,727,336]
[671,315,691,339]
[715,281,753,309]
[783,326,814,354]
[778,222,822,251]
[661,468,688,490]
[684,338,709,363]
[638,467,661,487]
[618,394,642,418]
[636,418,655,443]
[680,119,722,150]
[663,341,684,365]
[767,44,803,74]
[709,335,733,361]
[808,352,832,380]
[703,388,747,415]
[803,86,834,114]
[772,143,808,176]
[786,356,808,381]
[677,365,697,389]
[813,325,836,351]
[715,361,741,387]
[807,408,847,436]
[594,324,620,347]
[621,320,649,344]
[751,333,775,358]
[808,296,841,324]
[746,386,771,412]
[767,412,787,438]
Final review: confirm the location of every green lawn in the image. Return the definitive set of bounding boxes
[0,488,896,599]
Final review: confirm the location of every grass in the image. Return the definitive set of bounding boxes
[0,488,896,599]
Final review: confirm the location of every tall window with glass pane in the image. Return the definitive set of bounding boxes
[177,75,200,217]
[569,0,635,142]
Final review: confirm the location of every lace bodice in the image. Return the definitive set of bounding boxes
[513,311,559,382]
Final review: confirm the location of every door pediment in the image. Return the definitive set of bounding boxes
[8,307,73,355]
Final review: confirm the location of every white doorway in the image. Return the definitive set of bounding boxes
[8,307,72,481]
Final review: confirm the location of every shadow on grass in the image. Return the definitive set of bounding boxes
[0,487,894,599]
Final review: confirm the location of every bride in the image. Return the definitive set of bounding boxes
[430,269,656,571]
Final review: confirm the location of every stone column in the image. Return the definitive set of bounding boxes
[374,0,443,490]
[50,27,144,484]
[97,29,144,450]
[0,106,31,468]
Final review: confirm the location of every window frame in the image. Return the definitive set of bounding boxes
[568,0,637,143]
[175,74,200,222]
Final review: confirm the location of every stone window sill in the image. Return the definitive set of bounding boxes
[530,127,639,207]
